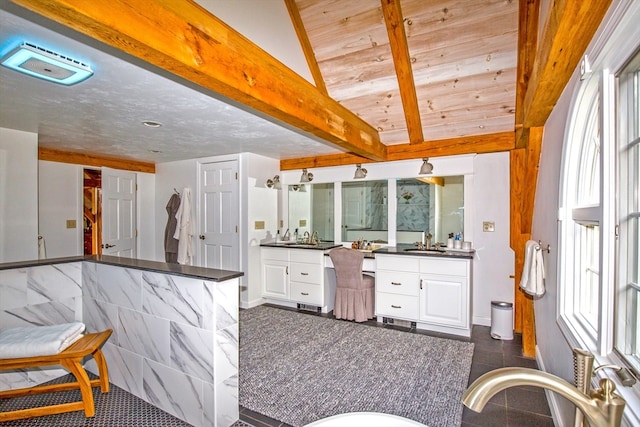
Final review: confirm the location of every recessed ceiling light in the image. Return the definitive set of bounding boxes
[142,121,162,128]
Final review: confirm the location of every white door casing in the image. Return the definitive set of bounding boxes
[199,160,239,270]
[101,167,136,257]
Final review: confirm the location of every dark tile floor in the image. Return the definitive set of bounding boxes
[240,307,553,427]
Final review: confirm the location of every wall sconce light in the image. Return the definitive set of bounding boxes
[419,158,433,175]
[291,184,307,192]
[353,164,367,179]
[300,168,314,183]
[266,175,281,189]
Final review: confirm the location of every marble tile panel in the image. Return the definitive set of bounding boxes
[213,279,239,331]
[96,264,142,310]
[203,283,214,331]
[82,261,99,301]
[26,263,82,305]
[143,359,204,427]
[203,380,215,427]
[0,299,76,328]
[216,374,239,427]
[118,307,170,365]
[142,272,203,328]
[215,324,238,383]
[85,342,144,399]
[83,297,117,335]
[0,370,29,391]
[0,268,28,310]
[170,321,213,383]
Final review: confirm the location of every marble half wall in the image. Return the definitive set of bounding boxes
[0,262,83,390]
[82,262,239,427]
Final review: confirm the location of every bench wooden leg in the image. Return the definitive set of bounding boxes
[93,348,110,393]
[61,358,95,417]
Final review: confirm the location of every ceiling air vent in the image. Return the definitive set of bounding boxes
[0,42,93,85]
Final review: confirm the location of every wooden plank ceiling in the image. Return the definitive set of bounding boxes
[293,0,518,148]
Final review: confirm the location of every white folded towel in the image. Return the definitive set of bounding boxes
[0,322,86,359]
[519,240,546,297]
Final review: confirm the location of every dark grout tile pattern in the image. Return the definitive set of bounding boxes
[240,306,553,427]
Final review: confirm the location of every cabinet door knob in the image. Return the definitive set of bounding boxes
[301,272,309,276]
[391,305,402,309]
[301,292,309,296]
[420,279,423,290]
[391,282,402,286]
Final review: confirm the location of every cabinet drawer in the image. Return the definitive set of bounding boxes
[261,248,289,262]
[419,258,467,276]
[376,255,419,272]
[376,271,420,296]
[290,281,323,305]
[290,262,323,284]
[376,292,418,320]
[290,249,323,264]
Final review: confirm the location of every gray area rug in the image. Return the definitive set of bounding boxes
[239,306,474,427]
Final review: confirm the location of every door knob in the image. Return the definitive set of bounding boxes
[199,235,205,240]
[103,243,115,248]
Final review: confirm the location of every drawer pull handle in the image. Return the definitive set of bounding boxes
[391,282,402,286]
[391,304,402,309]
[301,272,309,276]
[301,292,309,296]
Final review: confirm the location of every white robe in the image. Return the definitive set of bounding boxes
[173,187,194,265]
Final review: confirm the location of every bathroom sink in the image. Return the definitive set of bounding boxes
[403,248,446,254]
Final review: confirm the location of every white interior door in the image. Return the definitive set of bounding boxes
[101,167,136,257]
[199,160,239,270]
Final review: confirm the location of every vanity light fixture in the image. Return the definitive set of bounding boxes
[300,168,314,183]
[419,158,433,175]
[353,164,367,179]
[1,42,93,85]
[291,184,307,192]
[266,175,281,189]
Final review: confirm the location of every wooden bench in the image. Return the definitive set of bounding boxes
[0,329,112,422]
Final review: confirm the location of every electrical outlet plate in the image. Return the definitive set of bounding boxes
[299,219,307,227]
[66,219,76,229]
[482,221,495,232]
[254,221,265,230]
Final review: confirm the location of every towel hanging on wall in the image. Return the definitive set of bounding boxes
[520,240,546,297]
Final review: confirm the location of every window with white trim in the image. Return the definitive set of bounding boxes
[616,51,640,373]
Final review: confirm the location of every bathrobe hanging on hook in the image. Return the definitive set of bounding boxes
[173,187,194,265]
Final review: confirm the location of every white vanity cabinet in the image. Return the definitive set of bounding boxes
[376,254,472,337]
[262,248,290,299]
[261,247,335,313]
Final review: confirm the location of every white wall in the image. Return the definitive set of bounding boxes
[471,152,514,325]
[38,161,83,258]
[241,153,279,308]
[136,171,157,261]
[197,0,313,84]
[0,128,38,262]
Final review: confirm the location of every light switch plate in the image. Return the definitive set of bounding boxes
[66,219,76,229]
[299,219,307,227]
[254,221,265,230]
[482,221,495,232]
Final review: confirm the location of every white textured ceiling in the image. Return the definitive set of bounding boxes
[0,4,342,164]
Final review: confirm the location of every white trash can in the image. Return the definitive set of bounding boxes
[490,301,513,340]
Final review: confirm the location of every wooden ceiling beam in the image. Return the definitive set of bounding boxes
[514,0,539,149]
[11,0,386,161]
[518,0,612,142]
[39,147,156,173]
[280,131,514,170]
[285,0,328,96]
[381,0,424,144]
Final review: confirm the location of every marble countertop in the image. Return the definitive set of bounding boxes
[260,242,342,250]
[373,244,475,259]
[0,255,244,282]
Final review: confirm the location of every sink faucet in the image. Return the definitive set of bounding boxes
[302,231,310,244]
[311,231,319,245]
[462,367,626,427]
